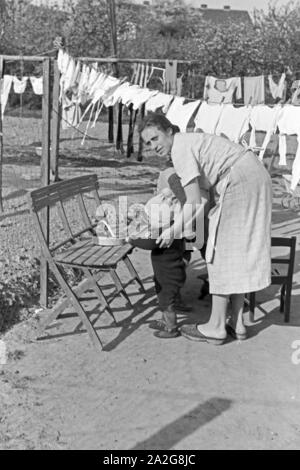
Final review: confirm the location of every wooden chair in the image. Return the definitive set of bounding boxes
[249,236,297,323]
[28,174,145,350]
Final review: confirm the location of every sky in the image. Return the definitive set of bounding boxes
[185,0,299,12]
[32,0,300,13]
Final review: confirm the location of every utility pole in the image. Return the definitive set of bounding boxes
[106,0,118,59]
[106,0,119,144]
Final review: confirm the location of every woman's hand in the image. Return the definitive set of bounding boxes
[156,226,175,248]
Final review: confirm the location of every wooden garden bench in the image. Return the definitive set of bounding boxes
[28,174,144,350]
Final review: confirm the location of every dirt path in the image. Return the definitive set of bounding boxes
[0,154,300,449]
[1,227,300,449]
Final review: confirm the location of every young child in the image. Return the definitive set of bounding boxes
[148,164,205,339]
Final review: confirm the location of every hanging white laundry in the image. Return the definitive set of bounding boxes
[87,66,100,91]
[144,64,150,88]
[268,73,286,100]
[277,105,300,189]
[193,101,224,134]
[203,76,242,104]
[57,49,70,75]
[215,105,251,143]
[57,49,71,101]
[61,95,82,130]
[134,63,141,85]
[129,88,159,110]
[139,64,145,87]
[77,64,91,105]
[244,76,265,105]
[249,105,283,160]
[0,75,13,117]
[13,76,28,94]
[30,76,43,95]
[103,82,131,107]
[90,74,119,105]
[63,57,76,91]
[166,97,201,132]
[120,85,141,106]
[145,92,174,113]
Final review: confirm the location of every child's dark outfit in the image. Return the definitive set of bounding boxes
[150,167,191,338]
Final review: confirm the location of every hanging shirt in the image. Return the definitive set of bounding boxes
[244,76,265,105]
[203,76,242,104]
[0,75,13,117]
[249,105,283,160]
[268,73,286,100]
[145,92,174,113]
[215,105,251,143]
[30,76,43,95]
[166,97,201,132]
[193,102,224,134]
[13,76,28,94]
[277,105,300,189]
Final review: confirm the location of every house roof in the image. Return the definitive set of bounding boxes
[194,8,253,25]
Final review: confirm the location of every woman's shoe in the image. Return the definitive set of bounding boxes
[180,323,227,345]
[225,324,247,341]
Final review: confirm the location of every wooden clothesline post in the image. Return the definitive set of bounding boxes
[106,0,119,143]
[40,58,51,307]
[50,59,61,182]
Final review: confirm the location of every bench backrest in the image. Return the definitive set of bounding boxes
[28,174,104,252]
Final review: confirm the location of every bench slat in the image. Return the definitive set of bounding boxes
[54,241,132,268]
[29,175,99,211]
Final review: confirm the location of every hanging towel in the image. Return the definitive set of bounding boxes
[30,76,43,95]
[166,97,201,132]
[13,76,28,94]
[203,76,242,104]
[193,102,224,134]
[249,105,283,160]
[244,76,265,105]
[268,73,286,100]
[0,75,13,116]
[277,105,300,189]
[215,105,251,143]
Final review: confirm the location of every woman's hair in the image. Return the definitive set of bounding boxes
[138,112,180,135]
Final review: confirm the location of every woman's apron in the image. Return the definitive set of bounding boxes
[205,152,250,264]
